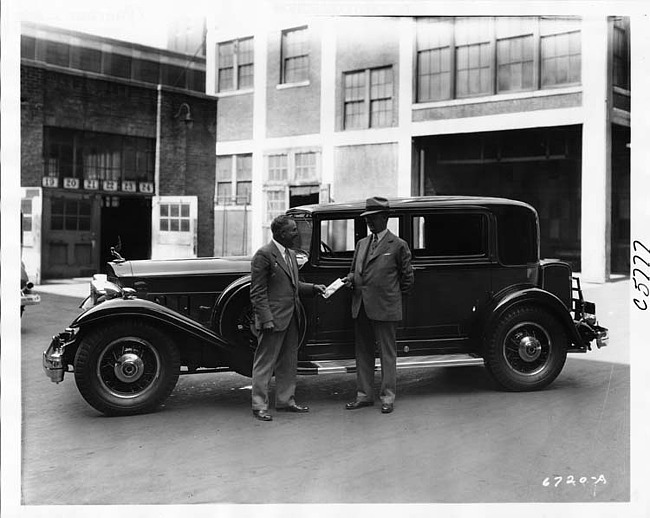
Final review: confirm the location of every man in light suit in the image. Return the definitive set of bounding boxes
[343,197,414,414]
[250,214,326,422]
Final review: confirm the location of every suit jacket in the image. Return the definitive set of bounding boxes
[347,230,414,321]
[250,242,315,331]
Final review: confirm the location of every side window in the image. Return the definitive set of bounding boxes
[411,212,487,258]
[495,206,538,265]
[319,216,401,260]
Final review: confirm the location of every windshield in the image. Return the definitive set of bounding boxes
[293,215,313,256]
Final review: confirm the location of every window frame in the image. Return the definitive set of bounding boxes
[215,154,252,205]
[281,26,310,85]
[159,202,191,233]
[217,36,254,93]
[343,65,394,130]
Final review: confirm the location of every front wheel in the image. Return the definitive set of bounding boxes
[74,320,180,416]
[484,305,567,391]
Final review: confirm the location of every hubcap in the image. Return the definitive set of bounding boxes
[503,322,551,375]
[114,353,145,383]
[517,335,542,362]
[97,338,161,399]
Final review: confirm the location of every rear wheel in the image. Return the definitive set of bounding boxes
[484,305,567,391]
[74,320,180,416]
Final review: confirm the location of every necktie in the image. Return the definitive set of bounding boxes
[285,249,295,284]
[370,233,378,255]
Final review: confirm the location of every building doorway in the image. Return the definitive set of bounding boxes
[415,126,583,270]
[100,196,151,271]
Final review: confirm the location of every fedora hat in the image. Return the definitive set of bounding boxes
[360,196,390,217]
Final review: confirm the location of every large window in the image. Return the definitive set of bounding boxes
[540,17,581,88]
[217,37,254,92]
[416,18,453,102]
[416,16,582,102]
[455,17,492,98]
[281,27,309,84]
[344,66,394,130]
[43,128,154,188]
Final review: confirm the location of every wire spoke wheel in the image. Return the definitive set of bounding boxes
[74,320,179,416]
[485,305,567,391]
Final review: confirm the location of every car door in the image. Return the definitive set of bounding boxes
[403,209,493,354]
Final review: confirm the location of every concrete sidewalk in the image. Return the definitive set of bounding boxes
[35,275,630,365]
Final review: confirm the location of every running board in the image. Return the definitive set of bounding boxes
[297,354,484,375]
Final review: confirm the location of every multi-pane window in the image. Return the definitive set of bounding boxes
[344,66,394,130]
[417,18,452,102]
[216,154,252,205]
[266,190,286,222]
[540,31,581,87]
[51,198,92,231]
[46,41,70,67]
[295,152,317,180]
[235,154,252,204]
[218,37,254,92]
[160,202,190,232]
[496,17,536,93]
[44,128,154,185]
[455,17,492,98]
[416,16,582,102]
[612,18,630,90]
[282,27,309,84]
[268,154,288,181]
[216,156,233,204]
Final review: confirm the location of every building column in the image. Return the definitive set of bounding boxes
[251,25,268,251]
[580,16,612,282]
[320,17,336,200]
[397,18,414,197]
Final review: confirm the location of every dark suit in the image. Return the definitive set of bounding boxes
[347,230,414,404]
[250,241,316,411]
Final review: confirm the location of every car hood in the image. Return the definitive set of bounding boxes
[110,256,253,278]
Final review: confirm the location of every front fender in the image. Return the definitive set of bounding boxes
[71,297,235,353]
[479,286,583,348]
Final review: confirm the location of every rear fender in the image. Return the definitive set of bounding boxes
[71,297,235,353]
[478,286,584,349]
[212,274,252,334]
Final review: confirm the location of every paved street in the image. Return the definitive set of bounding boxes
[18,277,630,506]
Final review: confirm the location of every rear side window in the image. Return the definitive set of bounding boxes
[495,206,539,265]
[411,212,487,258]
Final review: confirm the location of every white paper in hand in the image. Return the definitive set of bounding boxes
[322,277,345,299]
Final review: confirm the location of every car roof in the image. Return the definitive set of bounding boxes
[287,195,535,216]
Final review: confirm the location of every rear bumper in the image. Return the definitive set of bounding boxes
[42,328,76,383]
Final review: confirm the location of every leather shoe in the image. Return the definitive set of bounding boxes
[276,403,309,413]
[381,403,394,414]
[345,400,374,410]
[252,409,273,421]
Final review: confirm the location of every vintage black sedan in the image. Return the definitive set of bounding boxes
[43,196,608,416]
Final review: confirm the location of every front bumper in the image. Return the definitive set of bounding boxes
[42,328,76,383]
[21,292,41,306]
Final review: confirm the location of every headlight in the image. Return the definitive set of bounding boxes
[89,274,123,305]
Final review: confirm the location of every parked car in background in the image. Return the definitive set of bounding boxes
[21,261,40,317]
[43,196,608,416]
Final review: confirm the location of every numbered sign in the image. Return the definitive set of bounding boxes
[42,176,59,188]
[103,180,119,192]
[84,179,99,190]
[122,181,137,193]
[63,177,80,189]
[139,182,154,194]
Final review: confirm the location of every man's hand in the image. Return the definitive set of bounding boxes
[342,274,354,288]
[262,321,275,332]
[313,284,327,295]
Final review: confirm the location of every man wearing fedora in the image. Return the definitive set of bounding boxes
[343,196,414,414]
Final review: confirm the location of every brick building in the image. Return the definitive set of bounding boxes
[20,22,217,282]
[207,14,630,283]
